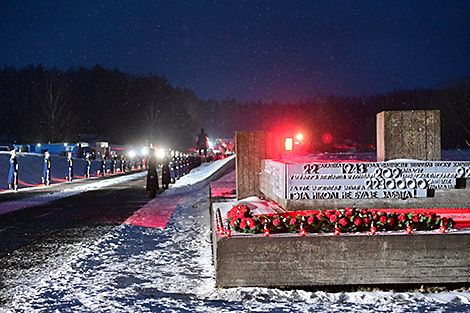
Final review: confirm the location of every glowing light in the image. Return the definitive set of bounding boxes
[128,150,136,158]
[218,227,225,235]
[296,133,303,141]
[406,225,412,234]
[225,228,231,237]
[300,226,306,236]
[439,225,446,233]
[37,143,41,147]
[284,137,294,151]
[157,149,166,159]
[322,133,333,144]
[264,228,270,237]
[64,143,68,146]
[141,147,149,155]
[334,227,340,236]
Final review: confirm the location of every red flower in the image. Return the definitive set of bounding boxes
[324,211,331,218]
[231,218,237,227]
[398,214,406,222]
[345,208,354,217]
[412,214,419,223]
[388,218,394,226]
[354,217,362,226]
[339,218,348,227]
[330,215,337,223]
[239,219,246,229]
[363,217,371,225]
[290,218,297,225]
[380,215,387,224]
[273,218,280,227]
[247,218,255,228]
[335,210,342,216]
[307,216,315,225]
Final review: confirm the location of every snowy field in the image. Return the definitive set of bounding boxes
[1,152,470,312]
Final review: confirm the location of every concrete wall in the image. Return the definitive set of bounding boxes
[214,231,470,288]
[236,131,280,199]
[377,110,441,162]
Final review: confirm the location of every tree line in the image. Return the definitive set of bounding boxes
[0,64,469,151]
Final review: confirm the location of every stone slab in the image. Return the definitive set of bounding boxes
[377,110,441,162]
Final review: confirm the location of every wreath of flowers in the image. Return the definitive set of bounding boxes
[226,205,455,234]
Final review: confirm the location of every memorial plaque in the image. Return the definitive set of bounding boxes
[285,160,470,200]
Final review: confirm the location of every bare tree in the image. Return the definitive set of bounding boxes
[35,70,73,142]
[145,101,160,146]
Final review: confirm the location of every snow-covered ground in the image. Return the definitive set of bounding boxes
[2,152,470,312]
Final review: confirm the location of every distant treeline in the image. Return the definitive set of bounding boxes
[0,64,469,150]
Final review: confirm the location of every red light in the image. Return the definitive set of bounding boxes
[406,225,412,234]
[439,225,446,233]
[225,229,231,237]
[264,228,270,237]
[370,225,377,235]
[285,137,294,151]
[322,133,333,144]
[296,133,303,141]
[300,228,306,236]
[218,227,225,235]
[334,227,340,236]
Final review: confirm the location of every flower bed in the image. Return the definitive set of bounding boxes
[225,204,455,235]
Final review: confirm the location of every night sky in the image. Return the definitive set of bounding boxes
[1,1,469,103]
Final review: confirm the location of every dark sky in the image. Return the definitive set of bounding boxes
[1,1,469,103]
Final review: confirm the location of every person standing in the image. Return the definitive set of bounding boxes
[84,152,91,178]
[42,151,51,186]
[196,128,209,161]
[169,150,176,183]
[161,150,171,189]
[66,152,74,181]
[146,148,159,198]
[8,150,18,191]
[100,155,106,176]
[110,154,117,174]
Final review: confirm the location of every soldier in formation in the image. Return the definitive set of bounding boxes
[66,152,74,181]
[84,152,91,178]
[8,150,18,191]
[42,151,51,186]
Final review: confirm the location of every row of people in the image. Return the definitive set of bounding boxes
[146,149,202,198]
[7,150,145,191]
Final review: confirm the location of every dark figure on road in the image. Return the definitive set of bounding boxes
[66,152,74,181]
[196,128,208,160]
[84,152,91,178]
[146,148,159,198]
[8,150,18,191]
[161,150,171,189]
[42,151,51,186]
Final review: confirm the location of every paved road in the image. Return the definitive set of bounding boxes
[0,170,156,258]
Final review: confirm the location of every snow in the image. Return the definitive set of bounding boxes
[1,153,470,312]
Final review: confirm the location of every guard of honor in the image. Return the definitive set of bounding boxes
[8,150,18,191]
[66,152,74,181]
[42,151,51,186]
[6,144,205,192]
